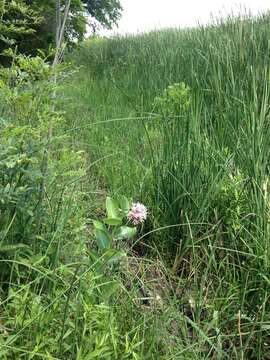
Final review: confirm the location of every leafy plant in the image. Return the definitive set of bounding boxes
[153,82,191,117]
[90,196,139,267]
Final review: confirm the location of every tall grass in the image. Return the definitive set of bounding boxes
[63,11,270,358]
[0,54,166,359]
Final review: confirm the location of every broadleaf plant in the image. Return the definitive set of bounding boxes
[92,196,137,255]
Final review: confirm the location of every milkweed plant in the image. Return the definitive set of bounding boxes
[91,196,148,265]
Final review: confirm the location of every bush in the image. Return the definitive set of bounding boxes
[0,51,86,282]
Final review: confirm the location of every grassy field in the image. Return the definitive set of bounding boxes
[1,11,270,359]
[63,12,270,358]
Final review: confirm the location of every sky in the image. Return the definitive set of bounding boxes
[100,0,270,36]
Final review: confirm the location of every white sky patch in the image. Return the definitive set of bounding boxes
[99,0,270,36]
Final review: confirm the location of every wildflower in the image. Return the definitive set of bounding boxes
[127,202,148,225]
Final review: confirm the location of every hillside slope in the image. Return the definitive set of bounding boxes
[62,13,270,358]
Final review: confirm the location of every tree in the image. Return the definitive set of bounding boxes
[0,0,123,60]
[0,0,42,63]
[82,0,122,33]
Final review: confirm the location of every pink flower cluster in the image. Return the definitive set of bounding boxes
[127,202,148,225]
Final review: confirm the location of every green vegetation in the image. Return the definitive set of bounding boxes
[1,9,270,359]
[0,0,122,60]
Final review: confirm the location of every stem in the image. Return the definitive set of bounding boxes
[53,0,71,68]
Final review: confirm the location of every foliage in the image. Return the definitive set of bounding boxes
[82,0,122,32]
[0,0,123,61]
[2,7,270,360]
[153,82,191,117]
[0,0,42,63]
[92,196,137,251]
[89,196,141,302]
[0,50,85,279]
[0,48,164,359]
[213,171,248,233]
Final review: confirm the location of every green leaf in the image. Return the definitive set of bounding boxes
[103,217,122,226]
[106,197,121,219]
[119,195,131,215]
[114,226,136,240]
[0,243,30,253]
[92,220,106,231]
[95,228,112,250]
